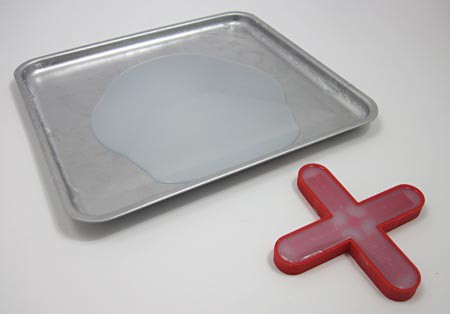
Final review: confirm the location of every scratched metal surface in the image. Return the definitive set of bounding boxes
[14,12,377,222]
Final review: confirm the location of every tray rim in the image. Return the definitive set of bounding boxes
[14,11,378,223]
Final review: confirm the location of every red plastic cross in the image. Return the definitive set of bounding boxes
[274,164,425,301]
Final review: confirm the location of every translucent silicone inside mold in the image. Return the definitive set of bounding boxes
[277,165,423,290]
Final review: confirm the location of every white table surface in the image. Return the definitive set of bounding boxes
[1,1,449,313]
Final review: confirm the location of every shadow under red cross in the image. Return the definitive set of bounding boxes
[274,164,425,301]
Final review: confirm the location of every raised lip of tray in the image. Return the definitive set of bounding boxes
[14,11,378,223]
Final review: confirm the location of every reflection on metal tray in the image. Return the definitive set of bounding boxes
[15,12,377,222]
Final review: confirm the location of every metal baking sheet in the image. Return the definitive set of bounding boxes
[15,12,378,222]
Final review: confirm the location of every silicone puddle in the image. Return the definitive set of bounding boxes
[91,54,299,183]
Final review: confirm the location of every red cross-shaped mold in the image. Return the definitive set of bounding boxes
[274,164,425,301]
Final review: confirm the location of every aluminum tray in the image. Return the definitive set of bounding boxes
[15,12,377,222]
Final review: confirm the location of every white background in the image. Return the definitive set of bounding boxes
[1,1,449,313]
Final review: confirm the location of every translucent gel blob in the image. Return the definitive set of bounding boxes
[91,54,299,183]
